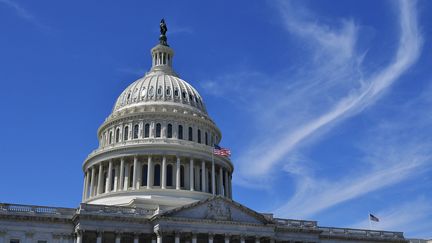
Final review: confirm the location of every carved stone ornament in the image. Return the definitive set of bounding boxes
[205,200,232,221]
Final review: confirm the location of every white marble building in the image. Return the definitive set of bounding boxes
[0,22,408,243]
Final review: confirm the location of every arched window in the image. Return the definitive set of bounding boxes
[154,164,161,186]
[156,123,161,137]
[205,132,208,145]
[178,125,183,139]
[197,129,201,143]
[133,124,139,139]
[166,164,173,187]
[144,123,150,138]
[188,127,193,141]
[115,128,120,143]
[182,92,186,99]
[167,124,172,138]
[109,131,113,144]
[129,165,134,188]
[174,89,179,97]
[166,87,171,96]
[124,126,129,141]
[157,86,162,95]
[180,165,185,188]
[141,164,148,186]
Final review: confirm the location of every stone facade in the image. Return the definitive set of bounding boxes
[0,24,408,243]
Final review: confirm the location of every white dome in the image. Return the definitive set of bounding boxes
[113,73,207,115]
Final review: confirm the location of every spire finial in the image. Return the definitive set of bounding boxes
[159,18,168,46]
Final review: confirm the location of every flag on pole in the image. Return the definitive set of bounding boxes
[369,213,379,222]
[213,144,231,157]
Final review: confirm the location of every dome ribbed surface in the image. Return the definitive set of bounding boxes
[113,73,207,114]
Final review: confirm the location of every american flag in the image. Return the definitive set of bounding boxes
[369,213,379,222]
[213,144,231,157]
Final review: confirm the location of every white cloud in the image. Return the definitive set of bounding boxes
[201,0,426,223]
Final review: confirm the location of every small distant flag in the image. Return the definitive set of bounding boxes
[213,144,231,157]
[369,213,379,222]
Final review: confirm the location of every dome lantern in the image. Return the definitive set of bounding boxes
[149,19,176,76]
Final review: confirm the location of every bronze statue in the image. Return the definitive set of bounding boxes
[159,18,168,46]
[160,18,168,36]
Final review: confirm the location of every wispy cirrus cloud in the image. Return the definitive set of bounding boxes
[201,0,425,221]
[0,0,49,30]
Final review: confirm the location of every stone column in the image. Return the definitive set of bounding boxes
[106,159,113,192]
[82,172,87,201]
[134,234,139,243]
[115,233,121,243]
[89,166,96,197]
[255,237,260,243]
[157,234,162,243]
[114,164,119,192]
[133,156,138,190]
[270,239,275,243]
[97,163,104,194]
[147,156,153,189]
[224,235,230,243]
[192,234,197,243]
[124,162,130,190]
[201,160,206,192]
[175,233,180,243]
[209,234,214,243]
[76,231,82,243]
[176,156,181,190]
[119,157,125,191]
[224,170,229,197]
[96,232,102,243]
[0,230,6,243]
[240,236,245,243]
[219,167,223,195]
[189,159,194,191]
[212,160,216,195]
[24,232,33,243]
[161,156,167,189]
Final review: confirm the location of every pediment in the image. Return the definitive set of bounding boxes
[158,196,270,225]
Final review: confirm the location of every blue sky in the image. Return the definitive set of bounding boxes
[1,0,431,239]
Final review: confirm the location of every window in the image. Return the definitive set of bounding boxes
[182,91,186,99]
[10,240,20,243]
[174,88,179,97]
[167,164,173,187]
[205,132,208,145]
[133,124,139,139]
[180,165,185,188]
[188,127,193,141]
[189,94,193,101]
[157,86,162,95]
[129,165,134,187]
[109,131,113,144]
[178,125,183,139]
[167,124,172,138]
[154,164,161,186]
[141,87,147,97]
[148,86,154,96]
[166,87,171,96]
[144,123,150,138]
[115,128,120,143]
[197,129,201,143]
[37,241,47,243]
[124,126,129,141]
[156,123,161,137]
[142,164,148,186]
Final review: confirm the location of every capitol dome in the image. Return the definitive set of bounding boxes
[81,23,233,210]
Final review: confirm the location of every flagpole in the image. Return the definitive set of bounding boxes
[368,214,372,230]
[211,146,215,195]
